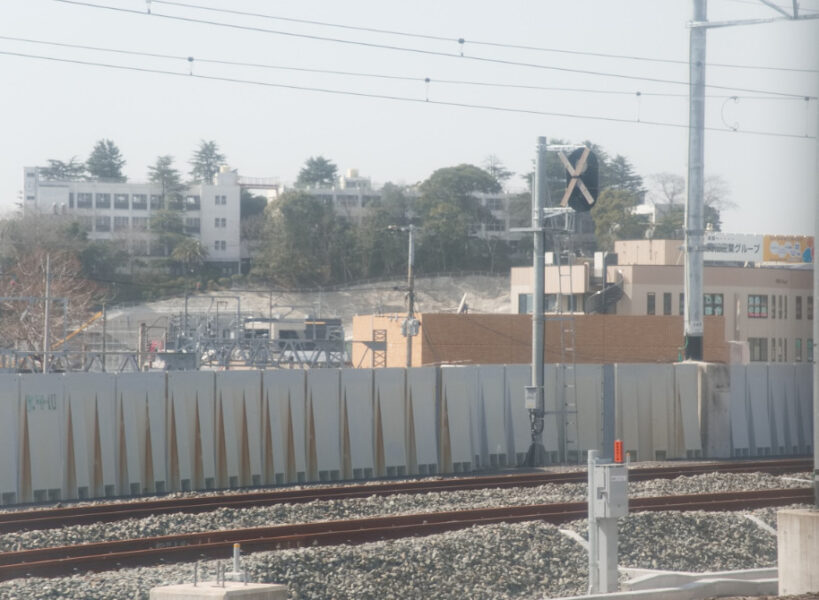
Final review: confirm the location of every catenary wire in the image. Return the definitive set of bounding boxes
[1,34,812,102]
[52,0,815,99]
[151,0,819,74]
[0,49,814,140]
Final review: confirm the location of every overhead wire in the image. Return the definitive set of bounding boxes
[151,0,819,74]
[1,34,812,102]
[52,0,815,99]
[0,48,814,140]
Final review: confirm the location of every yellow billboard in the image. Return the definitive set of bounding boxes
[762,235,814,264]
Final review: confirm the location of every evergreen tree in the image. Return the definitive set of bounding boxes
[40,157,87,181]
[296,156,338,188]
[86,139,126,182]
[189,140,226,183]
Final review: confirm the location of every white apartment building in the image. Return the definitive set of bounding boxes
[23,166,242,274]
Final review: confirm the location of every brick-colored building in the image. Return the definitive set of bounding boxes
[352,313,728,368]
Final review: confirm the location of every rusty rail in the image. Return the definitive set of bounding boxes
[0,486,811,581]
[0,457,810,534]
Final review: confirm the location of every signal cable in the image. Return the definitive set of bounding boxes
[151,0,819,74]
[0,48,813,140]
[1,34,812,101]
[52,0,816,99]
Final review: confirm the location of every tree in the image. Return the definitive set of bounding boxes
[414,164,501,272]
[606,155,645,199]
[354,183,411,279]
[148,155,185,196]
[86,139,126,181]
[296,156,338,188]
[189,140,226,184]
[591,188,649,251]
[647,173,683,206]
[251,191,354,286]
[0,215,103,354]
[483,155,514,189]
[170,237,208,276]
[39,157,87,181]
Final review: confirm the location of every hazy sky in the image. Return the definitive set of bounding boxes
[1,0,817,234]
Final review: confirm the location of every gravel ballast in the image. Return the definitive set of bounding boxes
[0,471,811,600]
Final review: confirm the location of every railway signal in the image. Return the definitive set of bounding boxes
[559,147,599,212]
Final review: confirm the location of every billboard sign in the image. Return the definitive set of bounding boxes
[704,233,762,262]
[762,235,814,264]
[704,233,814,264]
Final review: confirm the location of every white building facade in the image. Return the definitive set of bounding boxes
[23,167,242,274]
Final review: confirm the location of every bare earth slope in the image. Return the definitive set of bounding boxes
[121,274,512,337]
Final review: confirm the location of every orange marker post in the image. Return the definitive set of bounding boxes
[613,439,624,464]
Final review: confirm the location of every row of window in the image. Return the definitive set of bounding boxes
[748,294,813,320]
[646,292,724,316]
[645,292,814,320]
[748,337,814,363]
[74,216,227,233]
[70,193,228,211]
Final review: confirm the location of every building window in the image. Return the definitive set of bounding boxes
[518,293,532,314]
[150,194,164,210]
[777,338,783,362]
[76,193,93,208]
[679,293,684,316]
[779,295,784,319]
[114,194,129,209]
[185,195,201,210]
[809,338,814,362]
[131,239,148,256]
[184,218,200,234]
[771,295,776,319]
[213,240,226,251]
[784,338,787,362]
[113,216,129,231]
[809,296,814,320]
[69,192,74,208]
[795,338,802,362]
[748,338,768,362]
[214,195,227,205]
[485,198,503,210]
[132,194,148,210]
[95,193,111,209]
[796,296,802,319]
[663,292,672,315]
[74,216,92,231]
[748,294,768,318]
[95,216,111,232]
[214,217,227,228]
[704,293,723,316]
[132,217,148,231]
[647,292,655,315]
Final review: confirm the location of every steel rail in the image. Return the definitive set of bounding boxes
[0,487,811,582]
[0,458,810,533]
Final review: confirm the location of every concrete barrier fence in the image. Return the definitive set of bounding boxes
[0,363,811,504]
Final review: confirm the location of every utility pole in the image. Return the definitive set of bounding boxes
[814,80,818,508]
[42,253,50,374]
[684,0,707,360]
[525,137,549,466]
[405,224,416,368]
[388,224,418,368]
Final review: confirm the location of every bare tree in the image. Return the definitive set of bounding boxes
[647,172,685,205]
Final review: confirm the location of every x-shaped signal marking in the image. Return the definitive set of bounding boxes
[558,147,595,208]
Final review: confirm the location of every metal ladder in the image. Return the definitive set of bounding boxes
[555,233,580,463]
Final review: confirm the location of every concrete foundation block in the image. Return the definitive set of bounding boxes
[149,581,288,600]
[777,508,819,595]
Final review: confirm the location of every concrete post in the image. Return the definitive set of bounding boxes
[526,137,548,465]
[684,0,707,360]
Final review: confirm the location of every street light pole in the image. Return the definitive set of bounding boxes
[388,224,419,368]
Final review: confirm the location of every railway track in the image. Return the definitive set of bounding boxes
[0,486,811,582]
[0,457,809,533]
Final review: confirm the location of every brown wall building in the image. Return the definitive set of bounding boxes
[352,313,728,368]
